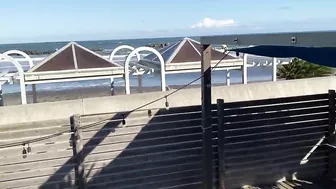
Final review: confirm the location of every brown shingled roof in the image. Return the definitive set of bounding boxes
[143,37,237,65]
[170,38,236,64]
[29,42,121,73]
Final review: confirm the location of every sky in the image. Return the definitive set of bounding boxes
[1,0,336,44]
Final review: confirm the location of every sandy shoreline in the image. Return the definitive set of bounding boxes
[2,80,274,106]
[2,84,206,106]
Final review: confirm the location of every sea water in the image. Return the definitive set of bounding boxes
[0,37,288,94]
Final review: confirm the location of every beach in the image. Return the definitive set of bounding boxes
[3,81,252,106]
[2,85,198,106]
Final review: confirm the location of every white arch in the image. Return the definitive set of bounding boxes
[3,50,34,68]
[110,45,141,62]
[0,54,27,104]
[124,47,166,94]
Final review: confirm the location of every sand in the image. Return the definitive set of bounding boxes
[2,85,203,106]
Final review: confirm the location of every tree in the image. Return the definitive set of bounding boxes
[277,58,334,80]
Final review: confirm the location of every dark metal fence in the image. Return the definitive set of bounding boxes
[1,91,335,189]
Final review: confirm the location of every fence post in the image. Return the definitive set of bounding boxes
[217,99,226,189]
[201,44,213,189]
[70,114,86,189]
[327,90,336,178]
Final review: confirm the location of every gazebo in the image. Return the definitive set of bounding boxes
[139,37,243,78]
[24,42,124,102]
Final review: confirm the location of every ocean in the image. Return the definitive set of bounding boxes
[0,37,286,94]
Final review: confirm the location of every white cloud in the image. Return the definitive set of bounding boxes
[191,18,236,29]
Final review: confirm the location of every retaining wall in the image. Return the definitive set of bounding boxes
[1,76,335,125]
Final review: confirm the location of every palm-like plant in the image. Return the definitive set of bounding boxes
[277,58,334,80]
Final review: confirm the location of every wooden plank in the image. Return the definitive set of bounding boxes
[224,106,329,122]
[81,113,208,132]
[87,175,202,189]
[226,160,327,177]
[81,105,206,119]
[225,126,328,144]
[85,155,202,176]
[224,113,328,130]
[81,123,203,140]
[225,138,326,155]
[0,149,73,165]
[226,145,328,163]
[0,173,76,188]
[0,126,71,140]
[0,166,76,182]
[224,93,328,109]
[226,151,327,170]
[85,140,203,161]
[226,119,328,135]
[85,146,207,163]
[87,172,203,189]
[224,132,326,147]
[225,100,328,117]
[11,185,78,189]
[84,133,202,155]
[0,118,69,132]
[84,147,216,169]
[0,158,75,174]
[0,133,71,146]
[86,161,204,183]
[0,141,71,158]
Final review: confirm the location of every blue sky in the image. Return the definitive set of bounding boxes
[1,0,336,44]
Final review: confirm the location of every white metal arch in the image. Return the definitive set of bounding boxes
[3,50,34,68]
[0,54,27,104]
[124,47,166,94]
[110,45,141,62]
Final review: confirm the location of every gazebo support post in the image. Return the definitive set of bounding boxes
[201,44,213,189]
[110,78,115,96]
[138,75,143,93]
[32,84,37,103]
[0,85,3,106]
[226,70,231,86]
[272,57,277,82]
[242,53,248,84]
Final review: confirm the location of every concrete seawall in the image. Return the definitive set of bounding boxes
[1,76,335,125]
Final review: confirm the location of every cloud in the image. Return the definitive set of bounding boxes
[191,18,236,29]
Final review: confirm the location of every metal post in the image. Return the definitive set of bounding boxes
[242,54,248,84]
[327,90,336,178]
[32,84,37,103]
[272,57,277,82]
[110,78,115,96]
[201,44,213,189]
[0,85,3,106]
[138,75,143,93]
[226,70,230,86]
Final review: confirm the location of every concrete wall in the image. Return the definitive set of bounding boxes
[1,76,336,125]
